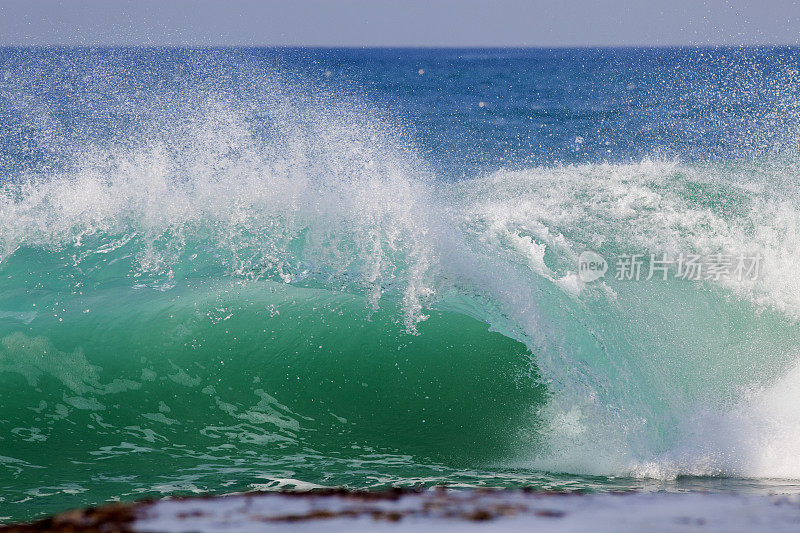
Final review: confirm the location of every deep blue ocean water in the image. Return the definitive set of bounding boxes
[4,47,800,178]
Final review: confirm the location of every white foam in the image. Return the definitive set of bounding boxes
[451,160,800,480]
[0,97,438,332]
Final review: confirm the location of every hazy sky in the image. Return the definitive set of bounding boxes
[1,0,798,47]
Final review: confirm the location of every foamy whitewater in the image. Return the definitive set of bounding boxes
[2,47,800,523]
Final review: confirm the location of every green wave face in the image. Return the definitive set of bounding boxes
[6,156,800,521]
[0,258,545,519]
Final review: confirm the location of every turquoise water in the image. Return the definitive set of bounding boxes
[3,48,800,522]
